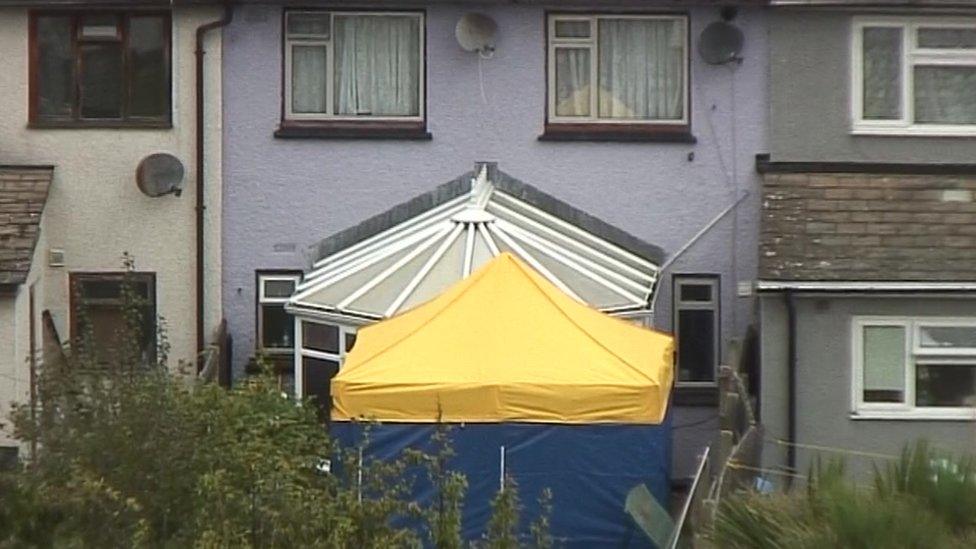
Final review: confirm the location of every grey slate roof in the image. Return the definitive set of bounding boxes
[312,163,665,266]
[760,172,976,282]
[0,166,53,287]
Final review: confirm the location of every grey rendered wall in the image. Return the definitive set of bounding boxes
[222,4,769,480]
[769,10,976,164]
[761,294,976,478]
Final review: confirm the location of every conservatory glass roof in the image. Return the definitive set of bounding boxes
[287,164,663,321]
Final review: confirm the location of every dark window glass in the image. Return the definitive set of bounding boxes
[36,16,73,118]
[303,357,339,419]
[680,283,712,302]
[303,322,339,353]
[127,16,167,118]
[261,305,294,349]
[80,42,123,118]
[345,331,357,352]
[263,278,296,299]
[916,364,976,407]
[32,12,169,124]
[677,309,716,382]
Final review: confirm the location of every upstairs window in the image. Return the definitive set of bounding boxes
[546,14,688,132]
[853,317,976,419]
[30,12,171,127]
[283,11,424,123]
[853,18,976,135]
[257,273,301,354]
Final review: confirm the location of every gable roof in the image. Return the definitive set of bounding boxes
[760,170,976,282]
[0,166,53,288]
[290,164,663,321]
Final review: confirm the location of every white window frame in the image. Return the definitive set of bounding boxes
[851,316,976,421]
[546,13,689,126]
[673,275,720,387]
[851,16,976,136]
[283,10,425,122]
[293,318,358,398]
[257,273,301,354]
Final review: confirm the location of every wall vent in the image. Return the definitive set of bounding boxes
[48,248,65,267]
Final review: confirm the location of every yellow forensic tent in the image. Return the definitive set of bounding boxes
[331,252,674,424]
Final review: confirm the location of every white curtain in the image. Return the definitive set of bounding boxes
[862,27,902,120]
[913,66,976,124]
[292,45,327,113]
[554,48,590,117]
[597,19,683,120]
[334,15,420,116]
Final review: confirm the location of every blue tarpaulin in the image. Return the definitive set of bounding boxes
[331,418,671,547]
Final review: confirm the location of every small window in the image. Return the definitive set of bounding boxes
[283,10,424,123]
[30,12,171,126]
[547,14,688,129]
[297,320,358,416]
[853,317,976,418]
[257,273,300,353]
[673,276,719,384]
[70,272,156,362]
[853,17,976,135]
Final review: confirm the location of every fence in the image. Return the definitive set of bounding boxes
[198,319,232,388]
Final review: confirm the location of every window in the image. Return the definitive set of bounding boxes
[70,272,156,362]
[257,273,301,353]
[546,14,688,131]
[853,317,976,419]
[673,276,719,384]
[283,11,424,125]
[852,17,976,135]
[30,12,171,126]
[296,320,358,417]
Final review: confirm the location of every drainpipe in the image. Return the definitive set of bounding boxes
[785,290,797,472]
[195,3,234,367]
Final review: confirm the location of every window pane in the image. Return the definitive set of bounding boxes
[597,18,684,120]
[555,20,590,38]
[261,305,294,349]
[79,279,123,300]
[914,66,976,125]
[680,283,712,302]
[334,15,420,116]
[862,326,906,403]
[345,331,357,352]
[263,278,297,299]
[127,16,168,118]
[36,16,73,118]
[677,309,715,382]
[80,42,123,118]
[862,27,902,120]
[80,14,120,39]
[919,326,976,349]
[918,28,976,49]
[302,356,339,418]
[292,45,328,113]
[916,364,976,407]
[288,12,330,37]
[554,48,590,117]
[303,322,339,353]
[73,275,155,363]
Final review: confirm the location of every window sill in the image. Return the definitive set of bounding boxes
[850,409,976,421]
[851,126,976,138]
[673,385,719,407]
[539,124,696,143]
[28,120,173,130]
[275,122,431,140]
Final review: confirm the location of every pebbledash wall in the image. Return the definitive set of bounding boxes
[0,5,225,447]
[221,3,769,478]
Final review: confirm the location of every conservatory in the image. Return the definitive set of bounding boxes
[285,163,665,406]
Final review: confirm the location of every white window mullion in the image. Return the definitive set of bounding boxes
[590,17,599,121]
[903,22,914,127]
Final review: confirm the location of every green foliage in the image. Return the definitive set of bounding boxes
[484,475,521,549]
[712,440,976,549]
[529,488,553,549]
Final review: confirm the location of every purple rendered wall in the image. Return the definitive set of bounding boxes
[222,3,768,478]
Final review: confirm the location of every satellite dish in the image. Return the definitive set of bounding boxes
[698,20,744,65]
[136,153,185,198]
[456,13,497,55]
